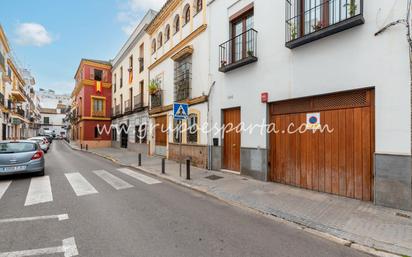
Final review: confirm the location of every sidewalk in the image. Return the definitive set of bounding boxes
[68,142,412,257]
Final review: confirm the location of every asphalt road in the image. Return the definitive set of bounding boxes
[0,141,370,257]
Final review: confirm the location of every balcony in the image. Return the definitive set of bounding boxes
[0,51,5,71]
[150,90,162,108]
[92,110,105,117]
[219,29,258,73]
[14,107,25,118]
[174,62,191,101]
[285,0,364,49]
[0,92,4,106]
[139,58,144,73]
[115,104,121,116]
[124,99,132,113]
[134,94,143,110]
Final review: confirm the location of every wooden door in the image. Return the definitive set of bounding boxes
[269,89,374,201]
[155,115,167,146]
[223,108,241,172]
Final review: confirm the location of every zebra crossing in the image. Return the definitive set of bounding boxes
[0,168,161,206]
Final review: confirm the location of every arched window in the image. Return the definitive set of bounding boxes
[183,4,191,25]
[174,15,180,34]
[157,32,163,48]
[151,39,156,54]
[165,25,171,42]
[194,0,202,14]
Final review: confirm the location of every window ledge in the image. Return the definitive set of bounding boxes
[219,56,258,73]
[286,14,365,49]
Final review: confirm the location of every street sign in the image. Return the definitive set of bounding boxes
[306,113,321,130]
[173,103,188,120]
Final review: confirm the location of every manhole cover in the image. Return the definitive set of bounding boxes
[205,175,223,181]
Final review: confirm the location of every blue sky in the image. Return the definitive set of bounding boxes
[1,0,163,94]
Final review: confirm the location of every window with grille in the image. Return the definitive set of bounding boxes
[187,113,198,143]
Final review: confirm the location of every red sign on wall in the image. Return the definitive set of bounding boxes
[261,92,268,103]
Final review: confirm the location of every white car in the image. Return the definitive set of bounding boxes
[28,137,50,153]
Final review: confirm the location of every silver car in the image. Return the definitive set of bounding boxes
[0,141,45,176]
[28,137,49,153]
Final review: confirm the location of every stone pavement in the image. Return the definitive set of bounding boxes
[68,142,412,257]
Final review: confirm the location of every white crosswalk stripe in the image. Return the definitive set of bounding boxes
[65,173,98,196]
[117,168,162,185]
[0,180,11,200]
[25,176,53,206]
[93,170,133,190]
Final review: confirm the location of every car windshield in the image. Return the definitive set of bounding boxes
[0,142,37,154]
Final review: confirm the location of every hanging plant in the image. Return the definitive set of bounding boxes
[149,79,160,95]
[344,0,358,17]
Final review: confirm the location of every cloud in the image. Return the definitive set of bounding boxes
[15,23,53,47]
[118,0,164,35]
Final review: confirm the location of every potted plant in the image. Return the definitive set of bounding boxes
[221,60,227,67]
[312,21,324,31]
[149,79,160,95]
[247,50,254,57]
[289,23,298,40]
[344,0,357,17]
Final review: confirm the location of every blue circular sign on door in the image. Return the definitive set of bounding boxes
[309,116,318,124]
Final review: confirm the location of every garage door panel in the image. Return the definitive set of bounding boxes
[269,89,374,201]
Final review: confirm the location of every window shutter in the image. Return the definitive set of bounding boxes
[102,70,107,82]
[90,68,94,80]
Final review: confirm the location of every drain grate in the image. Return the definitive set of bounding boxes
[205,175,224,181]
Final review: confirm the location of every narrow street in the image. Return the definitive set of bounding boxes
[0,140,369,257]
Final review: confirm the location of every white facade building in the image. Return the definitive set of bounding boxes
[207,0,411,210]
[111,10,157,152]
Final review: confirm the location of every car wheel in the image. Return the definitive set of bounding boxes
[37,169,45,176]
[44,150,48,153]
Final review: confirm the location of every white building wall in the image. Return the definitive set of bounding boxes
[208,0,411,155]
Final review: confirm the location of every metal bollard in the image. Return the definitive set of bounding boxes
[138,153,142,166]
[86,144,88,151]
[80,144,83,150]
[186,159,190,180]
[161,158,165,174]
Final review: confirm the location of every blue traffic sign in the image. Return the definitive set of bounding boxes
[173,103,188,120]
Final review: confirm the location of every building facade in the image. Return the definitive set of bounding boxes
[146,0,210,168]
[71,59,112,148]
[111,10,157,153]
[207,0,411,210]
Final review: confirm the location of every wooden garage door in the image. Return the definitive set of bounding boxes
[269,89,374,201]
[155,115,167,146]
[223,108,241,172]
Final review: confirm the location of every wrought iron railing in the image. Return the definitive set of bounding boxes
[115,104,120,116]
[285,0,363,42]
[174,62,191,101]
[0,52,5,71]
[0,92,4,106]
[15,108,25,117]
[134,94,143,110]
[219,28,258,70]
[151,90,162,108]
[125,99,131,113]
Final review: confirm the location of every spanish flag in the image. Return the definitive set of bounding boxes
[96,81,102,93]
[129,71,133,84]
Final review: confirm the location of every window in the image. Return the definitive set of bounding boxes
[174,15,180,34]
[93,98,104,116]
[114,74,117,93]
[152,39,157,54]
[183,4,191,25]
[135,124,147,143]
[120,67,123,88]
[157,33,163,49]
[187,113,198,143]
[128,55,133,84]
[43,117,49,124]
[94,69,103,81]
[165,25,171,42]
[231,9,254,62]
[173,119,182,143]
[194,0,202,14]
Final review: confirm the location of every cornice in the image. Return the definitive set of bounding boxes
[146,0,181,35]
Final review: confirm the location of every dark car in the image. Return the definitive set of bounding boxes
[0,141,45,176]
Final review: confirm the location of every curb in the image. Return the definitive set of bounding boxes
[64,142,408,257]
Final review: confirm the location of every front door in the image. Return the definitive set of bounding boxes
[223,108,241,172]
[155,115,168,156]
[120,124,128,148]
[2,124,6,140]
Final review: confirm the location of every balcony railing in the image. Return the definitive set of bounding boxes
[125,99,131,113]
[174,62,191,101]
[0,51,5,71]
[115,104,120,116]
[150,90,162,108]
[15,108,25,117]
[134,94,143,110]
[93,110,105,117]
[139,58,144,73]
[219,28,258,73]
[285,0,364,48]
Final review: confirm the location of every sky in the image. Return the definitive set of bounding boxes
[1,0,164,94]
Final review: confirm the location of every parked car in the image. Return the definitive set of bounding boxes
[0,141,45,176]
[28,137,50,153]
